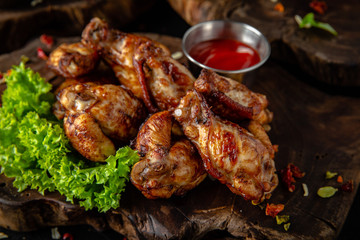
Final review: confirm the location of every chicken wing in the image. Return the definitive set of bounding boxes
[47,42,99,78]
[173,90,278,202]
[131,111,207,199]
[55,78,147,162]
[81,17,195,112]
[194,69,273,125]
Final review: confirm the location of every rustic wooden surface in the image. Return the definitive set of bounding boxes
[167,0,360,87]
[0,0,157,54]
[0,33,359,239]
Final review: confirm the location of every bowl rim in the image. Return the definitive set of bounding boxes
[182,20,271,74]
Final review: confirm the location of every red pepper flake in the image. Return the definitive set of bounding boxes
[265,203,285,218]
[40,34,54,49]
[280,163,305,192]
[62,233,74,240]
[0,72,3,80]
[340,180,354,192]
[309,0,328,15]
[337,175,343,183]
[274,3,285,13]
[37,47,48,60]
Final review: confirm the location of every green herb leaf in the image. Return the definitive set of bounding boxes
[317,186,338,198]
[276,215,290,225]
[0,63,139,212]
[295,13,338,36]
[284,222,291,231]
[325,171,338,179]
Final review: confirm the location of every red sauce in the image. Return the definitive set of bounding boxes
[189,39,260,71]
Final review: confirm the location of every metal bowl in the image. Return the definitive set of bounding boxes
[182,20,270,82]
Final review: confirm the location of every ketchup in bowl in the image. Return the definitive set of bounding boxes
[189,39,260,71]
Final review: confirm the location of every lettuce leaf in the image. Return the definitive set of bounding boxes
[0,63,139,212]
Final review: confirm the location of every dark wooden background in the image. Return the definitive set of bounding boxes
[0,0,359,239]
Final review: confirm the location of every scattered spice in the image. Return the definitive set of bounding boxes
[340,180,354,192]
[295,13,338,36]
[336,175,343,183]
[280,163,305,192]
[265,203,285,218]
[284,222,291,231]
[274,3,284,12]
[276,215,290,225]
[302,183,309,196]
[317,186,338,198]
[62,233,74,240]
[273,144,279,153]
[37,47,48,60]
[171,51,183,60]
[0,232,9,239]
[40,34,54,49]
[309,0,328,15]
[325,171,338,179]
[51,227,61,239]
[21,55,30,64]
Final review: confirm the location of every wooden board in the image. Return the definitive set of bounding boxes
[0,0,157,54]
[0,34,359,240]
[167,0,360,87]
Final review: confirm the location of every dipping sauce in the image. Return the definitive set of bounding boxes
[189,39,260,71]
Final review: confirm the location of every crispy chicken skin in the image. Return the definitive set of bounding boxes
[194,69,273,125]
[81,17,195,112]
[47,42,99,78]
[131,111,207,199]
[173,90,278,202]
[55,79,147,162]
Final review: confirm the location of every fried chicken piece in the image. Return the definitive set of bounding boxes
[81,17,195,112]
[131,111,207,199]
[173,90,278,202]
[55,78,147,162]
[194,69,273,125]
[47,42,99,78]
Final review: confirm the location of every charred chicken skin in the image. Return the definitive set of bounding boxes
[47,42,99,78]
[81,17,195,112]
[194,69,273,125]
[131,111,207,199]
[55,78,147,162]
[173,90,278,202]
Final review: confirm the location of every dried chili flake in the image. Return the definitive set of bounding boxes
[337,175,343,183]
[340,180,354,192]
[62,233,74,240]
[280,163,305,192]
[0,72,3,80]
[289,163,305,178]
[309,0,328,15]
[274,3,284,13]
[40,34,54,49]
[37,47,48,60]
[265,203,285,218]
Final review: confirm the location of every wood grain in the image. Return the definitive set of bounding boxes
[167,0,360,87]
[0,34,359,240]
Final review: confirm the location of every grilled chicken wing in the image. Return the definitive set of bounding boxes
[194,69,273,125]
[173,90,278,202]
[81,17,195,112]
[55,78,147,162]
[47,42,99,78]
[131,111,207,199]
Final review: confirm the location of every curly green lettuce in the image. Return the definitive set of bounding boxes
[0,63,139,212]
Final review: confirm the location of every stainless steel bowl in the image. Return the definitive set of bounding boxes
[182,20,270,82]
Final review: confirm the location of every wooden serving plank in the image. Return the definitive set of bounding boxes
[167,0,360,87]
[0,34,359,240]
